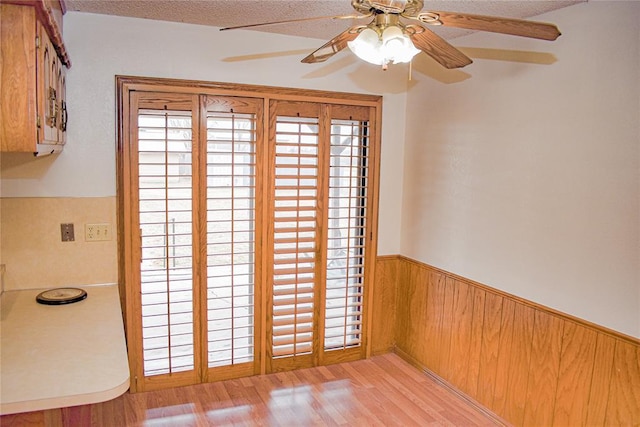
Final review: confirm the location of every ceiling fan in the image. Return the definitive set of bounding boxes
[221,0,561,70]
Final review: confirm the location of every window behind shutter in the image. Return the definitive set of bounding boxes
[324,114,370,351]
[205,97,261,376]
[135,94,198,380]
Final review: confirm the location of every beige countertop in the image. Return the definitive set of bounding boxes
[0,284,130,415]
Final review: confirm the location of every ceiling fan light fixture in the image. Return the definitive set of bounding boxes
[348,24,419,67]
[348,27,384,65]
[382,26,420,64]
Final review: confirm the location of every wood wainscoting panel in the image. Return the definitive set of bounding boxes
[438,277,456,380]
[446,279,476,393]
[501,303,535,425]
[391,256,640,427]
[464,286,487,398]
[476,292,504,409]
[370,256,399,355]
[394,257,429,359]
[522,311,564,426]
[423,271,447,372]
[553,321,598,426]
[585,332,616,425]
[491,298,516,417]
[605,340,640,424]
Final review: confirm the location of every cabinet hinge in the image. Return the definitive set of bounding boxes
[36,116,41,128]
[35,36,40,49]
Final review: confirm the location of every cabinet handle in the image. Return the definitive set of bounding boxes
[47,87,58,127]
[60,101,68,132]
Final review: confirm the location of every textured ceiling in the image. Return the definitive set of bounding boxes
[64,0,584,41]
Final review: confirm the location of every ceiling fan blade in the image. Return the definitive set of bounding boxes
[420,11,561,41]
[301,27,361,64]
[220,13,370,32]
[409,26,473,69]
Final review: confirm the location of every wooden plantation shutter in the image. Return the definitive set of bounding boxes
[119,77,381,391]
[204,96,263,381]
[132,92,201,389]
[323,105,371,359]
[129,93,263,391]
[267,101,375,370]
[268,102,323,371]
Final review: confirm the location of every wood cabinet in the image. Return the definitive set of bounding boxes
[0,1,70,155]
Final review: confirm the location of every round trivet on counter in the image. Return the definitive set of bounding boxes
[35,288,88,305]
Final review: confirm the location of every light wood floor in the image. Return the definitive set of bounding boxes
[2,353,503,426]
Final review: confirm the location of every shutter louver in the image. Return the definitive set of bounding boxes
[272,115,319,358]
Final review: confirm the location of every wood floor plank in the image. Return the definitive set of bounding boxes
[293,370,350,426]
[360,354,499,426]
[0,410,45,426]
[373,359,446,419]
[0,354,501,427]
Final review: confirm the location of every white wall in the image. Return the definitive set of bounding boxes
[0,12,408,254]
[401,1,640,338]
[4,3,637,337]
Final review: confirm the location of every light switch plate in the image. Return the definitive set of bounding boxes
[61,223,75,242]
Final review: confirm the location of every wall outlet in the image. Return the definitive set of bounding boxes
[61,223,75,242]
[85,223,111,241]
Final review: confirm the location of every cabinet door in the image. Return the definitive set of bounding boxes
[0,4,37,152]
